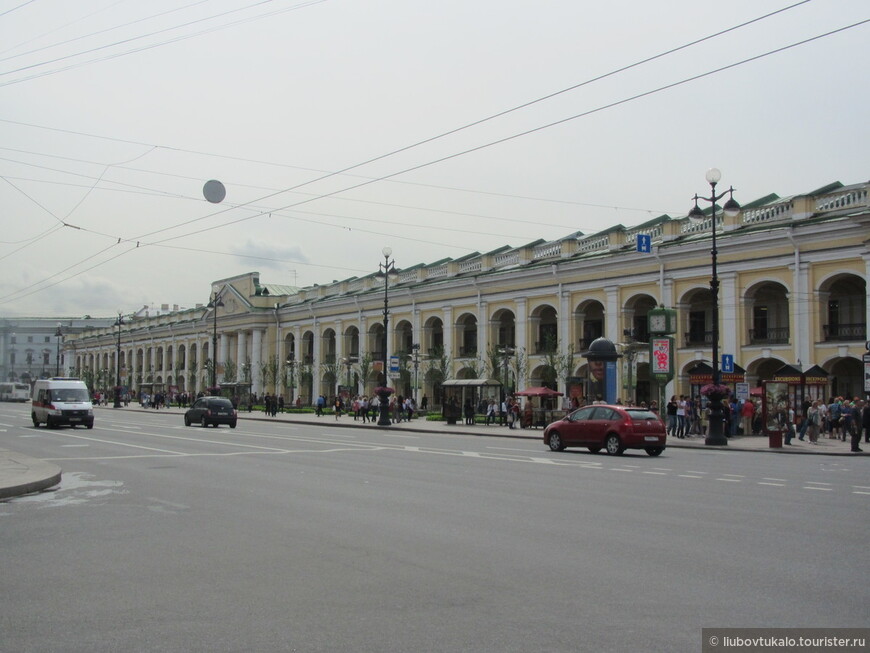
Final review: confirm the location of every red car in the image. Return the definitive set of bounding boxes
[543,404,667,456]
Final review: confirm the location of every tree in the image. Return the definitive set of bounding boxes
[357,353,373,391]
[222,359,237,384]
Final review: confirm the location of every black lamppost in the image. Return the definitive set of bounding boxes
[499,345,515,400]
[377,247,397,426]
[54,323,63,376]
[114,312,124,408]
[411,343,421,409]
[688,168,740,446]
[207,291,224,392]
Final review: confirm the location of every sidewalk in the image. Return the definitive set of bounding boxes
[2,405,864,501]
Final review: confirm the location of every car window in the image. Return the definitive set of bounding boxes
[569,406,595,421]
[625,409,659,421]
[209,399,232,408]
[594,407,617,420]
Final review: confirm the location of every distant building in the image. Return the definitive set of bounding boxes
[0,316,115,385]
[65,179,868,405]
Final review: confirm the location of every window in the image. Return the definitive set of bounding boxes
[689,311,706,343]
[27,336,33,343]
[753,305,768,340]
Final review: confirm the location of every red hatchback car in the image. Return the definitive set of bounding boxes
[543,404,667,456]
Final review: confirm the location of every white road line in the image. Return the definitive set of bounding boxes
[60,444,90,448]
[686,470,708,475]
[758,482,785,487]
[679,474,704,478]
[763,477,787,482]
[715,478,742,482]
[853,491,870,495]
[642,471,667,475]
[803,486,833,491]
[804,481,832,486]
[610,468,633,473]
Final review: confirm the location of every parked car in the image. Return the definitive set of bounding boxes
[184,397,237,428]
[543,404,666,456]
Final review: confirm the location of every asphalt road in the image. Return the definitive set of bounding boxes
[1,404,867,652]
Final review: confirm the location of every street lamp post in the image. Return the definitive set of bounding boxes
[499,345,515,401]
[378,247,397,426]
[207,291,224,392]
[54,323,63,376]
[688,168,741,446]
[411,343,420,409]
[114,312,124,408]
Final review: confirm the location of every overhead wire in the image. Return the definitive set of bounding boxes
[1,5,864,306]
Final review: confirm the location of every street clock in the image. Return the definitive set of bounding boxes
[647,307,677,335]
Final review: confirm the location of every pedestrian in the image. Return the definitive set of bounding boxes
[315,394,324,417]
[463,399,475,425]
[421,395,429,412]
[783,402,796,445]
[806,400,822,444]
[860,400,870,447]
[278,396,284,413]
[485,399,496,425]
[666,396,678,437]
[849,399,864,452]
[333,397,342,419]
[797,397,811,440]
[741,397,755,436]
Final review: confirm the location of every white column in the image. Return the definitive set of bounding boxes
[219,333,228,377]
[604,286,619,343]
[236,331,247,383]
[442,306,454,362]
[252,329,263,394]
[720,272,738,366]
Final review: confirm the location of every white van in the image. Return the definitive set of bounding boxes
[31,377,94,429]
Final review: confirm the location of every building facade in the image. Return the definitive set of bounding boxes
[0,317,115,385]
[65,179,869,406]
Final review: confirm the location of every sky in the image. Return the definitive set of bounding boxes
[0,0,867,318]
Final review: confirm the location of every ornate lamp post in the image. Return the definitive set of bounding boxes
[114,312,124,408]
[499,345,515,400]
[411,343,421,408]
[54,323,63,376]
[207,291,224,392]
[377,247,398,426]
[688,168,741,446]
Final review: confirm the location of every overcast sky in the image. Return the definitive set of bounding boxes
[1,0,867,319]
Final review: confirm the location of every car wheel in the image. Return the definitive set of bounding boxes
[32,412,40,427]
[605,433,624,455]
[184,415,191,427]
[201,417,209,428]
[645,447,664,457]
[230,421,237,429]
[587,446,601,453]
[547,431,565,451]
[86,423,94,430]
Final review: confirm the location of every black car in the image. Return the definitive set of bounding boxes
[184,397,238,428]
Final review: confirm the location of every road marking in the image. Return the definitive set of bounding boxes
[678,474,704,478]
[758,482,785,487]
[60,444,89,448]
[642,471,667,475]
[805,481,832,486]
[803,486,833,491]
[716,478,741,482]
[853,491,870,495]
[763,477,787,482]
[610,468,634,473]
[686,470,707,475]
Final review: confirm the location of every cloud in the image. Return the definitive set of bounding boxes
[228,239,309,272]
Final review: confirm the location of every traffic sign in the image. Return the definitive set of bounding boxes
[721,354,734,374]
[389,355,400,373]
[636,234,651,253]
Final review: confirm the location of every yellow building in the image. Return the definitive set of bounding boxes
[68,179,869,407]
